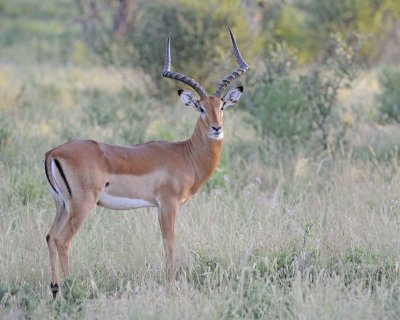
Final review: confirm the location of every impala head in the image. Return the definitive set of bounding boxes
[163,28,250,141]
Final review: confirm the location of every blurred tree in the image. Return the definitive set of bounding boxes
[73,0,144,62]
[297,0,400,63]
[72,0,254,94]
[377,68,400,123]
[132,0,253,92]
[111,0,133,40]
[254,0,400,64]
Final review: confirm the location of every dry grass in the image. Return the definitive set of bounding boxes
[1,64,400,319]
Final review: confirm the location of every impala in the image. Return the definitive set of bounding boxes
[43,28,250,299]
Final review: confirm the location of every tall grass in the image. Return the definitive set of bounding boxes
[1,63,400,319]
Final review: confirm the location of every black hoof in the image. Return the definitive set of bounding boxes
[50,282,59,299]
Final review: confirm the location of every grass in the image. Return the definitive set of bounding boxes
[1,68,400,317]
[1,183,400,320]
[1,1,400,318]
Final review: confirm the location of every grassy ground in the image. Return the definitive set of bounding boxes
[1,63,400,319]
[1,1,400,319]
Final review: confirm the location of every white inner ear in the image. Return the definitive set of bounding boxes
[179,90,199,110]
[222,87,243,108]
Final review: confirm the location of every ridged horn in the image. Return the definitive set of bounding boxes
[214,28,250,97]
[162,35,208,99]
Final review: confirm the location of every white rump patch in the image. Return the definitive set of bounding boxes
[98,193,154,210]
[50,159,68,206]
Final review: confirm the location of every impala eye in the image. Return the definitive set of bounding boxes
[199,107,205,114]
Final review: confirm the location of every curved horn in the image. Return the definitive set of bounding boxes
[214,28,250,98]
[162,35,208,99]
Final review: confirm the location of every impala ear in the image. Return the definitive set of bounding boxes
[222,86,243,109]
[178,89,199,110]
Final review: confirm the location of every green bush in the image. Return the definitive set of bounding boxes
[295,0,400,63]
[377,68,400,123]
[245,43,311,152]
[132,0,251,91]
[0,110,13,150]
[72,0,253,93]
[246,35,360,153]
[250,77,310,150]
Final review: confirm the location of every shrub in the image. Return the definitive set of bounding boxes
[132,0,251,91]
[377,68,400,123]
[246,43,310,152]
[297,0,400,63]
[250,77,310,151]
[246,35,360,153]
[0,110,13,150]
[74,0,252,94]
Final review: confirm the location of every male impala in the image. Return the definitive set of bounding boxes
[43,28,250,299]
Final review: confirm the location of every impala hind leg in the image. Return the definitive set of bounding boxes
[54,200,97,278]
[46,199,65,299]
[158,201,179,281]
[48,197,97,299]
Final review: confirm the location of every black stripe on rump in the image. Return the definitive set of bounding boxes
[44,154,58,195]
[54,159,72,197]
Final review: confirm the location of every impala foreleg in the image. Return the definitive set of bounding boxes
[158,200,179,281]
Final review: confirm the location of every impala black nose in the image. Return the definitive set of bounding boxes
[212,126,222,133]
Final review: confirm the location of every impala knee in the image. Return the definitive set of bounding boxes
[54,237,69,252]
[70,216,85,234]
[46,234,57,249]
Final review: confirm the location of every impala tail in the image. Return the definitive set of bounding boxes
[43,153,72,208]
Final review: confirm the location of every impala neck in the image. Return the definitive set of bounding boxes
[186,119,223,192]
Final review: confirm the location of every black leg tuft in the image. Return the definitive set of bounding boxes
[50,282,59,299]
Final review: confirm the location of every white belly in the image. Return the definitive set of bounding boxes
[97,193,154,210]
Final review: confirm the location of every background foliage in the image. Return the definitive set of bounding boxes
[1,0,400,318]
